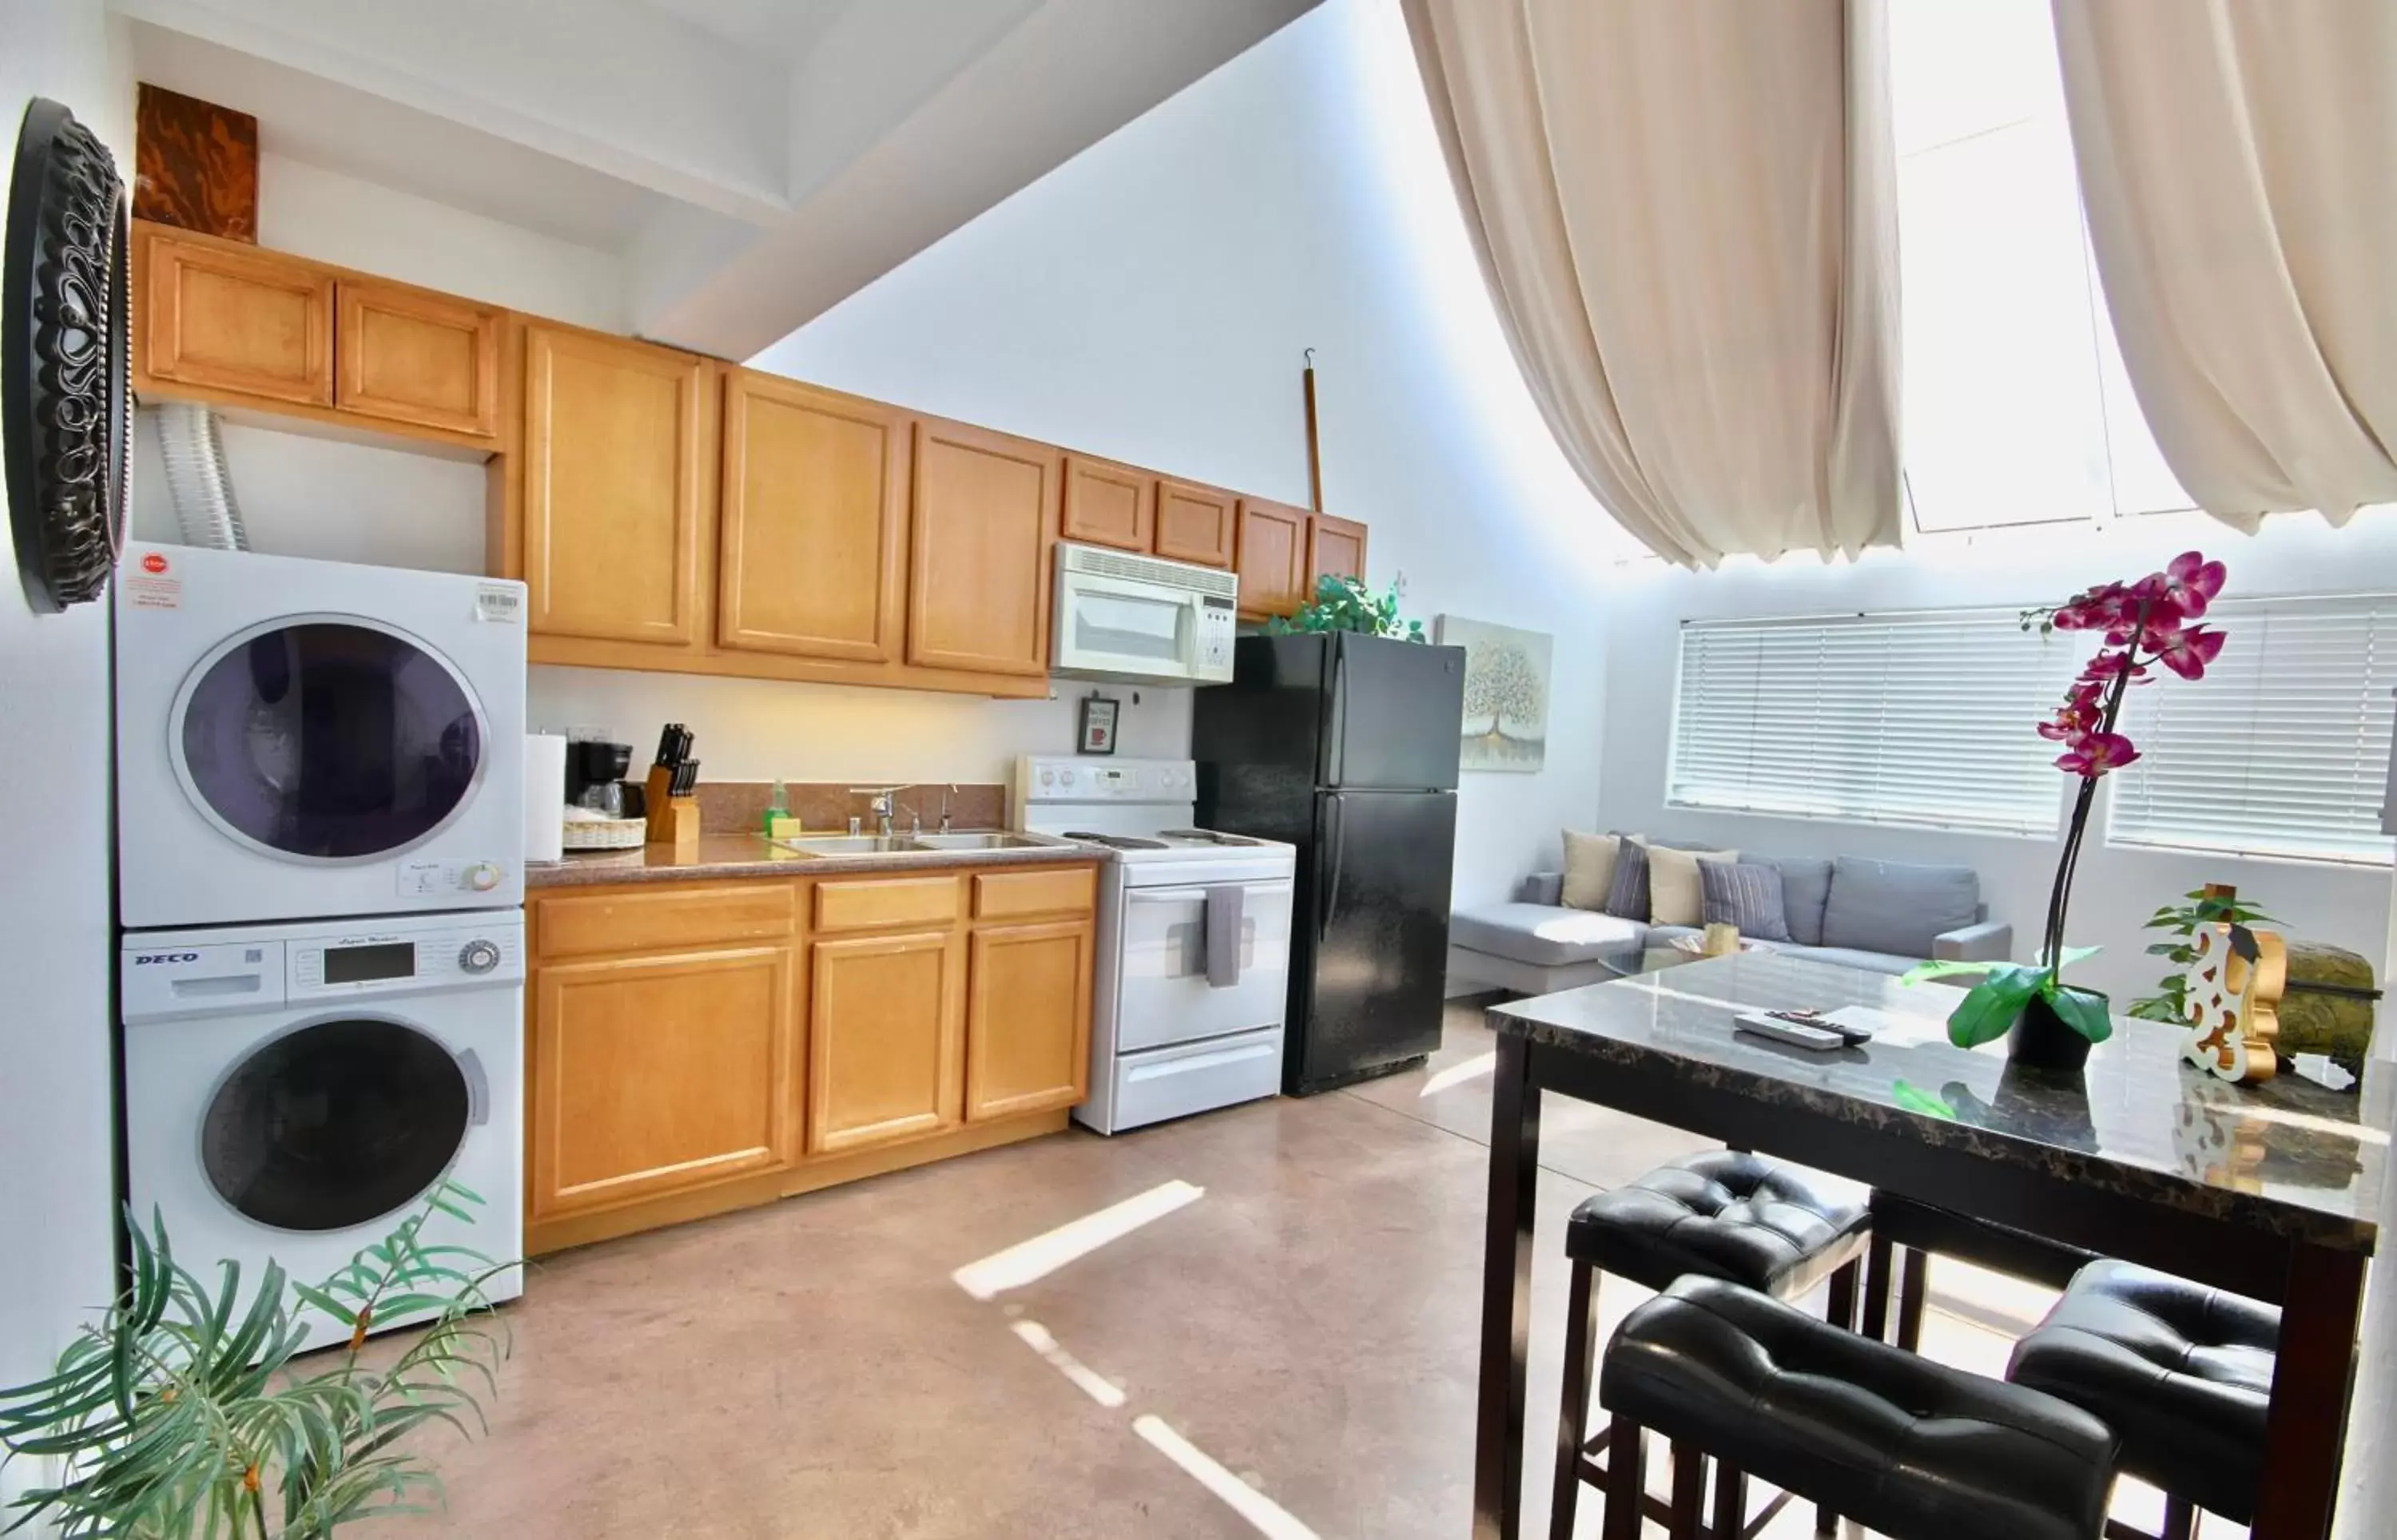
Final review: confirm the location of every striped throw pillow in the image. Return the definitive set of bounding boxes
[1697,859,1793,943]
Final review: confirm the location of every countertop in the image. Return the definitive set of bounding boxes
[1491,951,2390,1252]
[528,833,1098,888]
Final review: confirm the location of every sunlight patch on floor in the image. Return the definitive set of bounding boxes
[1420,1050,1497,1097]
[1133,1414,1325,1540]
[951,1179,1206,1300]
[1009,1320,1127,1408]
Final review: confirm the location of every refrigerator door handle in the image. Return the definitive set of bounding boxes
[1327,641,1349,786]
[1320,796,1344,941]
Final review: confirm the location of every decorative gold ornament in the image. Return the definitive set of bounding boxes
[2182,923,2284,1084]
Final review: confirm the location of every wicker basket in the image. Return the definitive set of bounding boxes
[561,816,648,851]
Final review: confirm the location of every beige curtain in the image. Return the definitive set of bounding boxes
[1403,0,1900,568]
[2054,1,2397,530]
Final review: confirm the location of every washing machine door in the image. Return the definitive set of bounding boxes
[173,616,487,863]
[201,1016,480,1233]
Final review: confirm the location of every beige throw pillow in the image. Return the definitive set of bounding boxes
[1636,838,1738,926]
[1560,829,1620,911]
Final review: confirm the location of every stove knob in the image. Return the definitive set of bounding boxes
[1040,768,1055,787]
[1060,768,1076,786]
[458,939,502,975]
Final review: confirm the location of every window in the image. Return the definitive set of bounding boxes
[1668,611,2083,834]
[2106,596,2397,866]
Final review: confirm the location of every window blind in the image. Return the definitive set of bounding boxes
[1668,611,2082,835]
[2107,595,2397,866]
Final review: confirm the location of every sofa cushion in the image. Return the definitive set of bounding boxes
[1699,859,1794,943]
[1641,839,1739,927]
[1790,944,1923,976]
[1560,829,1620,911]
[1604,837,1651,920]
[1764,855,1834,947]
[1821,857,1980,958]
[1451,903,1647,966]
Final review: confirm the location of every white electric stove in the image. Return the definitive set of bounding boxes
[1015,756,1294,1133]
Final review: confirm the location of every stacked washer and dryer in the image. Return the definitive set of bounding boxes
[114,542,528,1347]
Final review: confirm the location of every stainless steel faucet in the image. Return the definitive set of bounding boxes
[847,784,908,837]
[940,784,959,833]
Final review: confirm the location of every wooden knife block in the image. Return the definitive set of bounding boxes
[644,766,700,859]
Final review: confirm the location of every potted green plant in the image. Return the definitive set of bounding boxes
[2127,883,2278,1023]
[0,1182,507,1538]
[1910,551,2230,1071]
[1265,574,1427,641]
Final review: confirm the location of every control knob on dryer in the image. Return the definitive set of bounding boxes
[458,939,503,975]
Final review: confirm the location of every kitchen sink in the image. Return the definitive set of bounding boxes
[773,835,927,856]
[907,832,1051,851]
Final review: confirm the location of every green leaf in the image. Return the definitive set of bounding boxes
[1946,966,2045,1048]
[1891,1080,1959,1120]
[1899,958,1996,984]
[2045,985,2115,1044]
[2053,944,2101,971]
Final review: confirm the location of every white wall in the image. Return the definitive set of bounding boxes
[1,1,131,1522]
[1598,510,2397,1005]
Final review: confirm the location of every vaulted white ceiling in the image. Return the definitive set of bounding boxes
[110,0,1321,357]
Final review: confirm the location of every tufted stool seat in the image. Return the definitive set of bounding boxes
[2007,1260,2280,1538]
[1552,1152,1873,1538]
[1604,1276,2119,1540]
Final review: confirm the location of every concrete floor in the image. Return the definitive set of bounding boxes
[386,998,2220,1539]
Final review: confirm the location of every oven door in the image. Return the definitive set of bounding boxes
[1053,572,1201,682]
[1116,879,1293,1051]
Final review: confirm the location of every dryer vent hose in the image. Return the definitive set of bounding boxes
[154,401,249,552]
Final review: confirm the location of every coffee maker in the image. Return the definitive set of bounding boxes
[566,739,636,816]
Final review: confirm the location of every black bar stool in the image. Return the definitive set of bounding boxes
[2008,1260,2280,1540]
[1860,1190,2097,1351]
[1552,1152,1870,1539]
[1604,1276,2119,1540]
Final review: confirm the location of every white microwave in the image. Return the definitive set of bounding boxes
[1051,542,1239,687]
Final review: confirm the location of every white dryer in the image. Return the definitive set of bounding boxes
[115,542,526,929]
[122,910,524,1349]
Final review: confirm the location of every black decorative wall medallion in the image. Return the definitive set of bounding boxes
[4,97,130,613]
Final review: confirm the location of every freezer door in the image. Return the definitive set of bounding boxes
[1292,789,1457,1091]
[1323,635,1465,790]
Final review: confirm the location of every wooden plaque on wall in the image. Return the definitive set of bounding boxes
[133,83,257,242]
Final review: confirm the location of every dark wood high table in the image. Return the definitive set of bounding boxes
[1473,953,2388,1540]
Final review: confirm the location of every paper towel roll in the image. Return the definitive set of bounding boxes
[523,733,567,864]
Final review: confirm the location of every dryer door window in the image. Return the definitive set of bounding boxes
[176,620,485,861]
[201,1018,471,1232]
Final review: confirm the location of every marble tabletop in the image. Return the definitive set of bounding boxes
[1491,952,2391,1252]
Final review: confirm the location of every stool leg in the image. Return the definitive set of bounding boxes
[2160,1495,2196,1540]
[1896,1245,1929,1354]
[1552,1260,1601,1539]
[1711,1461,1747,1540]
[1861,1234,1893,1341]
[1668,1442,1707,1540]
[1604,1416,1645,1540]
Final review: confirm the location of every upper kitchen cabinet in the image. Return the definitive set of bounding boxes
[1059,454,1155,552]
[1155,478,1238,569]
[1234,497,1310,619]
[719,371,910,665]
[522,324,711,651]
[1308,512,1368,589]
[335,280,500,437]
[909,419,1059,677]
[137,228,332,407]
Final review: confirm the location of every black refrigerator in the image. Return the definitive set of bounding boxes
[1193,632,1465,1094]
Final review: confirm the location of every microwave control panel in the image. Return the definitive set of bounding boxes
[1196,595,1236,673]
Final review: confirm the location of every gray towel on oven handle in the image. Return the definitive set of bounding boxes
[1205,885,1243,988]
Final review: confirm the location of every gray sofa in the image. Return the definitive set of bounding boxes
[1449,851,2013,996]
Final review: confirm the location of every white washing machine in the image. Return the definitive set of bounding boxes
[115,542,527,928]
[122,910,525,1349]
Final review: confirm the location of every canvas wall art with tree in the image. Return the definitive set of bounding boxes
[1438,615,1552,772]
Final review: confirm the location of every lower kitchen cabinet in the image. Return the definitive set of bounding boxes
[807,928,965,1154]
[528,943,801,1221]
[965,919,1094,1121]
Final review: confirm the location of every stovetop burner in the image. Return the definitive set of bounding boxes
[1063,832,1171,851]
[1155,828,1262,847]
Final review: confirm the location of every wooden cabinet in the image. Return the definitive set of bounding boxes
[808,929,964,1154]
[140,231,332,406]
[529,943,800,1221]
[1308,511,1368,589]
[335,280,500,436]
[718,371,909,664]
[1155,479,1238,568]
[1234,497,1311,619]
[908,419,1059,677]
[522,325,710,650]
[965,919,1093,1121]
[1059,454,1155,551]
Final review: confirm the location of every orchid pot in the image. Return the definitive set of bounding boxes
[1907,552,2230,1073]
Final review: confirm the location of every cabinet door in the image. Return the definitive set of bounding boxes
[809,930,964,1154]
[529,945,800,1220]
[141,232,332,405]
[523,326,709,648]
[719,371,909,663]
[1155,479,1238,568]
[1308,512,1368,589]
[908,419,1059,677]
[335,280,500,436]
[965,919,1093,1121]
[1059,454,1154,551]
[1234,498,1310,619]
